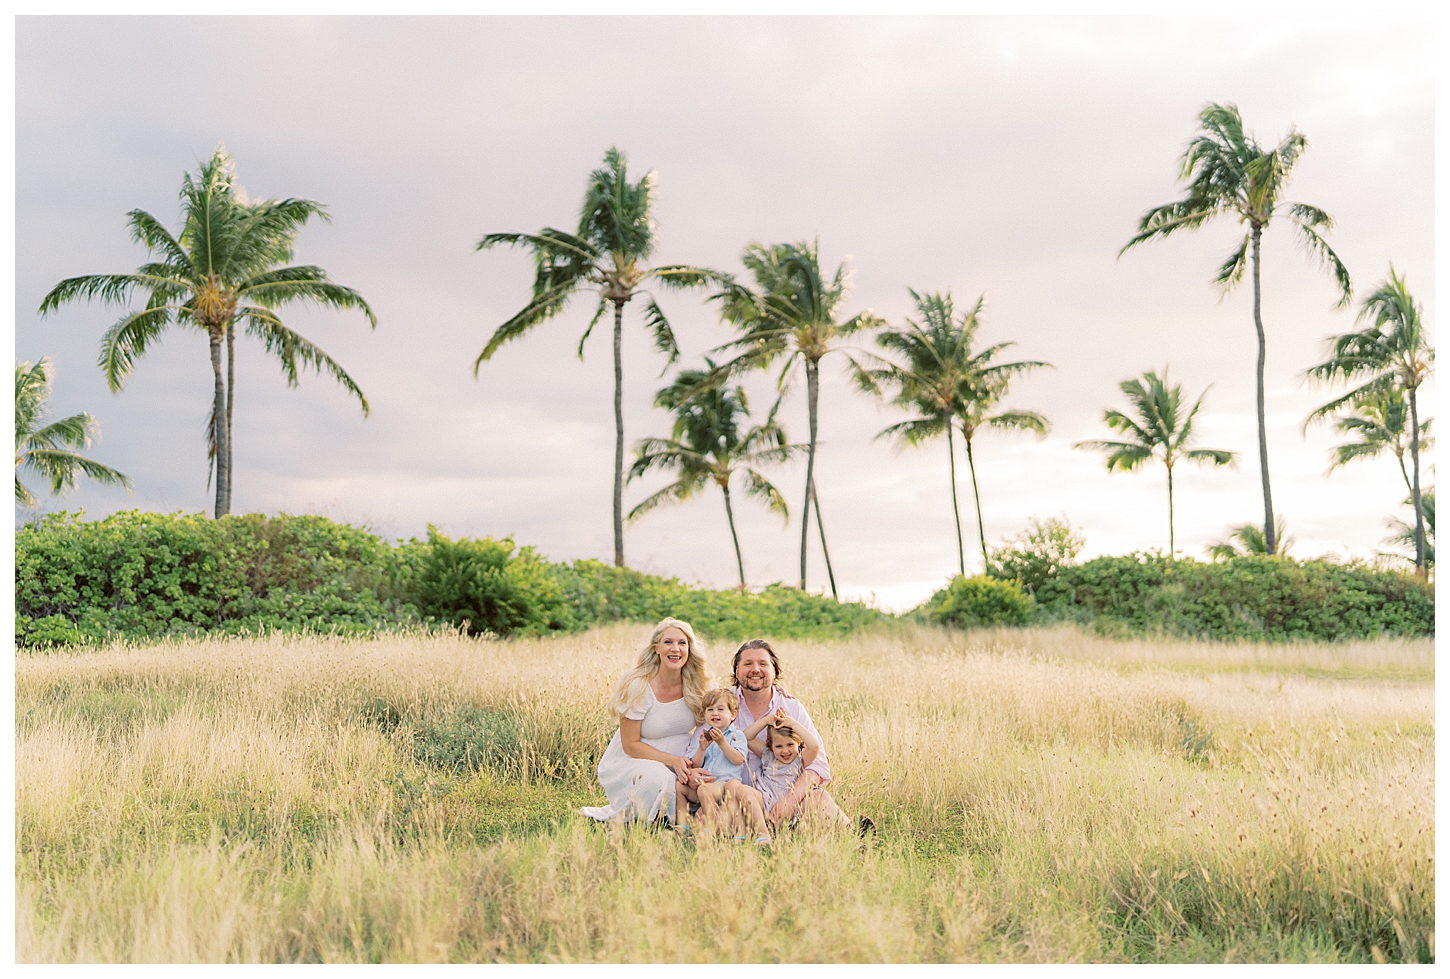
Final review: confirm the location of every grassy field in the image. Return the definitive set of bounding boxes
[15,623,1434,963]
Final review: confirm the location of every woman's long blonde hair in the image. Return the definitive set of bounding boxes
[608,617,709,719]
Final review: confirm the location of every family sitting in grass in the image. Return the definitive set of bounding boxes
[580,619,871,842]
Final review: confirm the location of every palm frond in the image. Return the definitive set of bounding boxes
[125,208,192,268]
[474,279,583,372]
[23,447,132,495]
[641,296,680,370]
[241,308,370,415]
[742,467,790,521]
[97,304,178,392]
[1213,233,1252,291]
[1290,217,1353,308]
[577,296,609,359]
[1073,439,1154,472]
[627,477,702,522]
[986,409,1049,438]
[38,272,187,315]
[237,267,378,327]
[476,228,600,262]
[648,264,728,291]
[1120,204,1224,255]
[1184,447,1238,467]
[27,412,97,451]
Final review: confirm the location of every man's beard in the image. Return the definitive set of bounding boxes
[738,674,771,691]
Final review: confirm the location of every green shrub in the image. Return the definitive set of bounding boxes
[988,517,1086,594]
[550,559,886,640]
[1032,553,1433,641]
[15,510,419,647]
[409,527,572,637]
[920,574,1034,629]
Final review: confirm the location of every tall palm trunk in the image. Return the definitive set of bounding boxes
[1408,385,1426,575]
[1166,462,1176,557]
[945,413,965,576]
[208,331,230,518]
[224,321,235,516]
[722,483,747,590]
[800,358,820,589]
[1250,225,1277,555]
[962,430,989,571]
[811,482,838,599]
[612,301,626,568]
[1394,449,1413,498]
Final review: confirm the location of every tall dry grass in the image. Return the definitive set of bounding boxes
[16,624,1434,962]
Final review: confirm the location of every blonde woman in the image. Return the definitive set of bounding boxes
[581,618,711,825]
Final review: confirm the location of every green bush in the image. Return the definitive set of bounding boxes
[920,574,1035,629]
[552,559,886,640]
[987,517,1086,594]
[410,527,572,637]
[1032,553,1433,641]
[15,510,419,647]
[16,510,887,647]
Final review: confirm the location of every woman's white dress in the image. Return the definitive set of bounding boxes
[580,685,696,825]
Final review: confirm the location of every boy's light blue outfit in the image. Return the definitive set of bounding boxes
[697,728,749,784]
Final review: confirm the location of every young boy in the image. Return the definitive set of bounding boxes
[676,689,772,845]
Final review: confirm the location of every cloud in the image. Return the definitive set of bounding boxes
[15,15,1434,602]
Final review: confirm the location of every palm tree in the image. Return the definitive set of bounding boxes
[710,239,883,596]
[477,147,722,569]
[1206,516,1293,560]
[1385,490,1434,570]
[1316,388,1432,497]
[627,360,801,589]
[1304,267,1434,575]
[854,289,1049,574]
[1074,368,1238,555]
[1121,102,1351,556]
[37,147,375,518]
[15,358,131,506]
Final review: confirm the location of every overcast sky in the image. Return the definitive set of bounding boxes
[13,15,1435,609]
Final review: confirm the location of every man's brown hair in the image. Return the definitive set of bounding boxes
[732,638,783,684]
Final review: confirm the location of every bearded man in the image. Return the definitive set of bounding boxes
[726,638,874,834]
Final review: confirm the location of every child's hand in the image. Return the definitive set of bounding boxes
[772,708,788,727]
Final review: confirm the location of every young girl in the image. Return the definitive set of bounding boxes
[676,689,772,845]
[744,708,823,830]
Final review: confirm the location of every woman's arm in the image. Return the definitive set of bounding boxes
[619,717,691,779]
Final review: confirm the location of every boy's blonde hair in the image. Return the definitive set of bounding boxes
[766,723,804,748]
[699,688,739,717]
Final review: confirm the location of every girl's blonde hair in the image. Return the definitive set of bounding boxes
[608,617,709,720]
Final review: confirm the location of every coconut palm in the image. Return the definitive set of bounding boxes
[854,289,1049,574]
[1075,368,1238,555]
[709,239,883,596]
[1304,267,1433,575]
[1206,516,1293,560]
[1385,490,1434,570]
[37,147,375,518]
[15,358,131,506]
[477,147,722,569]
[1317,388,1432,497]
[627,360,801,589]
[1121,102,1351,556]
